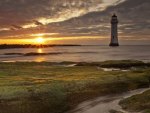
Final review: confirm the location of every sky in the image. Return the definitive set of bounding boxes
[0,0,150,45]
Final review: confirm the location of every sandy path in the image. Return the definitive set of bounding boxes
[67,88,150,113]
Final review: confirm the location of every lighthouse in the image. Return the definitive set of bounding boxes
[109,14,119,46]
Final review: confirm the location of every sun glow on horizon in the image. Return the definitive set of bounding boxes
[0,35,106,44]
[34,37,45,44]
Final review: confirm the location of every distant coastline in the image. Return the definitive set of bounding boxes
[0,44,81,49]
[0,44,150,49]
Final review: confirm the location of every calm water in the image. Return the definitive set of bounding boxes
[0,45,150,62]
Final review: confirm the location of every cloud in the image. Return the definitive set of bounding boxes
[11,25,22,30]
[34,20,43,26]
[0,0,124,28]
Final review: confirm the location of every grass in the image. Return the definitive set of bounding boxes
[119,90,150,113]
[0,60,150,113]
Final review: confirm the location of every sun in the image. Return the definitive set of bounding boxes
[35,37,45,44]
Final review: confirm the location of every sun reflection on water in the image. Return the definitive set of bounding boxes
[35,48,45,62]
[35,57,46,62]
[38,48,43,53]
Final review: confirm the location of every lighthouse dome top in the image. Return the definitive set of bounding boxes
[112,13,117,17]
[111,13,118,23]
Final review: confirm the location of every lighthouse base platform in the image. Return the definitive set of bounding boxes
[109,43,119,46]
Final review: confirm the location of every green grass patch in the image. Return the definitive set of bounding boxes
[119,90,150,113]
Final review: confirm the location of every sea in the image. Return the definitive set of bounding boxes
[0,45,150,62]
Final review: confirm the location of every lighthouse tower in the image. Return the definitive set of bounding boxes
[109,14,119,46]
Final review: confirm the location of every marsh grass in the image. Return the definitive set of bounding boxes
[0,60,150,113]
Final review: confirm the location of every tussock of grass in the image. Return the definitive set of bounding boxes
[119,90,150,113]
[76,60,150,68]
